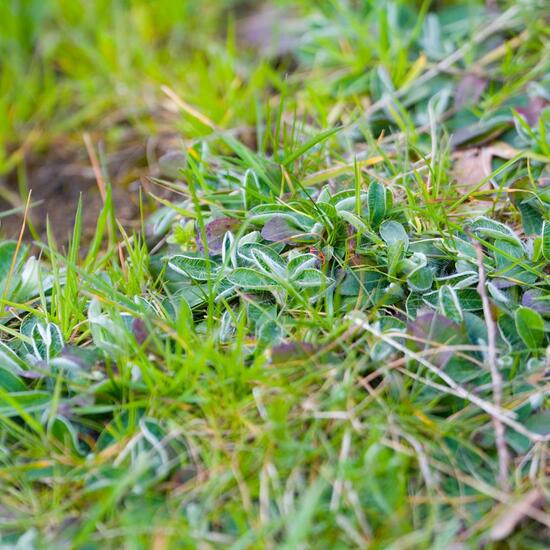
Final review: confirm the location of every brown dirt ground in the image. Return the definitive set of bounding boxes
[0,133,179,247]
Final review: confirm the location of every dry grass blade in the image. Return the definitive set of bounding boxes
[350,316,550,443]
[473,239,510,491]
[83,132,106,203]
[489,489,546,541]
[161,86,220,132]
[382,437,550,535]
[1,191,31,308]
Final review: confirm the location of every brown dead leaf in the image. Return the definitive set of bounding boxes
[452,141,520,194]
[489,488,546,541]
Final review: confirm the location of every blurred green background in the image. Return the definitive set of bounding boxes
[0,0,298,239]
[1,0,267,171]
[1,0,546,240]
[1,0,502,174]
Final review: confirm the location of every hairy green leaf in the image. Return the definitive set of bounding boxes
[515,307,544,350]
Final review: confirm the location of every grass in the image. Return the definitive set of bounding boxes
[1,0,550,548]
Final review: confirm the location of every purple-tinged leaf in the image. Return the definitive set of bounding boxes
[454,73,488,110]
[196,218,240,255]
[407,310,466,368]
[59,346,101,371]
[261,216,301,243]
[491,278,515,290]
[516,97,549,126]
[522,290,550,315]
[18,368,47,380]
[269,341,319,364]
[132,318,149,345]
[57,395,95,418]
